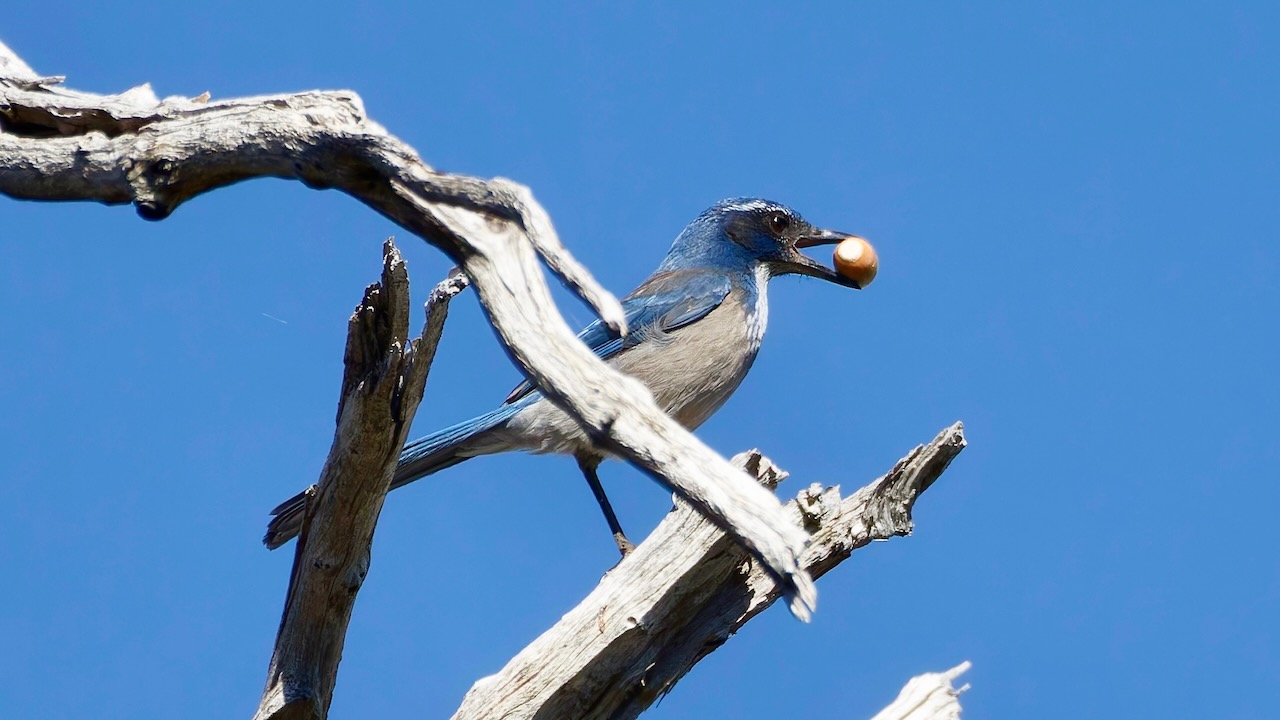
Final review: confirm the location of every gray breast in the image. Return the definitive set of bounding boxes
[492,289,765,458]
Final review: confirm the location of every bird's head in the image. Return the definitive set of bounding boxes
[662,198,870,289]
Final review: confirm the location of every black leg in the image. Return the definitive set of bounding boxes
[576,455,635,557]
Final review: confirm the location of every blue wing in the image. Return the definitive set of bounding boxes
[503,269,733,404]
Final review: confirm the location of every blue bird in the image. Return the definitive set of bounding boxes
[264,198,868,553]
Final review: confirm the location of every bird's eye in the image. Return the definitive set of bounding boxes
[766,212,790,235]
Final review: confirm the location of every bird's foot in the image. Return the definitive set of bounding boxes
[613,532,636,557]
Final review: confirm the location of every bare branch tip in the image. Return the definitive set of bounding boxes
[380,237,405,271]
[786,572,818,622]
[427,267,470,308]
[945,661,973,683]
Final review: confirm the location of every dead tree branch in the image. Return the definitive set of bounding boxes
[3,42,971,719]
[252,243,467,720]
[452,423,967,720]
[871,661,971,720]
[0,41,815,614]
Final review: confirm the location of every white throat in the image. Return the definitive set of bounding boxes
[747,263,771,349]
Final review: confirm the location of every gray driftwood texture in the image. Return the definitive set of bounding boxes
[0,41,817,617]
[1,40,972,719]
[253,245,467,720]
[452,424,967,720]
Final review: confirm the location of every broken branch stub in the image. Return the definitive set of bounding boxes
[0,40,815,616]
[451,423,967,720]
[254,244,466,720]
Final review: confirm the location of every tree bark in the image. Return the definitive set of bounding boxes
[0,40,815,615]
[253,244,467,720]
[452,424,966,720]
[1,41,974,719]
[871,662,971,720]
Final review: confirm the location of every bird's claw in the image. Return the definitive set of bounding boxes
[614,533,636,557]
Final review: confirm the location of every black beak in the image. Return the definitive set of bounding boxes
[775,228,863,289]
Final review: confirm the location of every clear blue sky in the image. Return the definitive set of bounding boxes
[3,3,1277,718]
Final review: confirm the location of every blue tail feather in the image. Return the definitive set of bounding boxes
[263,401,525,549]
[391,403,523,489]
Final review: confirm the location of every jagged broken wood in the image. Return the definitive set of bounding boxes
[253,243,467,720]
[452,423,967,720]
[0,41,815,615]
[871,661,971,720]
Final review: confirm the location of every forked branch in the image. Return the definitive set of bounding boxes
[0,40,815,614]
[253,244,467,720]
[452,424,967,720]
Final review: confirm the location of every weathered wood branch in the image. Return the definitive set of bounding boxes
[0,41,815,615]
[452,423,966,720]
[871,661,971,720]
[253,243,467,720]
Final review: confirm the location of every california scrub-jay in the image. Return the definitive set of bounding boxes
[264,198,867,553]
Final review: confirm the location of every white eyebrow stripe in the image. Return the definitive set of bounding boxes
[721,199,780,213]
